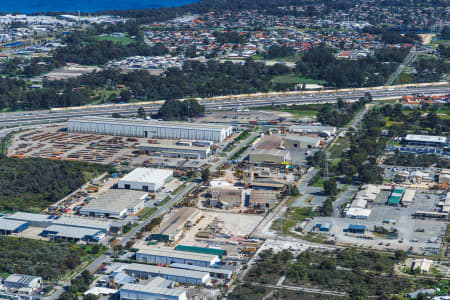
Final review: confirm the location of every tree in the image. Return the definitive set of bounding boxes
[120,90,132,102]
[337,97,345,110]
[90,244,100,255]
[201,168,210,182]
[113,244,123,254]
[84,294,99,300]
[137,107,146,119]
[394,250,407,262]
[323,178,338,196]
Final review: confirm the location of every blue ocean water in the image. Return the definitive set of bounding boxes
[0,0,198,14]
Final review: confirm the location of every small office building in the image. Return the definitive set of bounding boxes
[118,168,173,192]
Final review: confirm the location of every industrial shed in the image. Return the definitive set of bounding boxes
[140,144,210,159]
[402,189,416,204]
[4,274,42,290]
[282,136,321,149]
[403,134,447,147]
[249,148,290,164]
[41,225,105,242]
[347,224,366,234]
[120,282,187,300]
[175,245,226,259]
[5,212,54,227]
[52,216,111,233]
[210,188,242,208]
[5,212,112,232]
[136,248,220,268]
[79,190,147,219]
[118,168,173,192]
[122,263,210,285]
[288,125,336,135]
[68,117,233,142]
[169,263,233,280]
[149,208,201,242]
[0,218,29,235]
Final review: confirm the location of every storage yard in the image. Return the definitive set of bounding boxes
[7,124,227,166]
[303,186,448,254]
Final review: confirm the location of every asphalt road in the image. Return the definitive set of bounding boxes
[1,85,449,128]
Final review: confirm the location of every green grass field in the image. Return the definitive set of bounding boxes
[271,74,326,85]
[255,103,323,120]
[96,35,135,45]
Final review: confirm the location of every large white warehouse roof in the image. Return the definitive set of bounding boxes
[120,168,173,185]
[68,117,233,142]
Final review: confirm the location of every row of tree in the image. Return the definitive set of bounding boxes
[295,46,410,88]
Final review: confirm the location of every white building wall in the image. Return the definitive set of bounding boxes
[120,289,187,300]
[68,119,231,142]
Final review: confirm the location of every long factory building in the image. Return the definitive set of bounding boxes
[121,263,210,285]
[136,248,220,268]
[68,117,233,142]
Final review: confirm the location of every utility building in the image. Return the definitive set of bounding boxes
[118,168,173,192]
[68,117,233,142]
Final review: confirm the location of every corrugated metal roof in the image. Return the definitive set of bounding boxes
[137,248,218,262]
[122,263,209,280]
[0,218,27,231]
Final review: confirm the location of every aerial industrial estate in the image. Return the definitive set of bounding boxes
[0,0,449,300]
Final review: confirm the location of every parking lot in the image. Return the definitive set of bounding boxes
[305,189,447,254]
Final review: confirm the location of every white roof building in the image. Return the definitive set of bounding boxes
[351,198,367,209]
[118,168,173,192]
[345,207,371,219]
[411,258,433,272]
[80,190,147,218]
[402,189,416,203]
[4,274,42,289]
[404,134,447,145]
